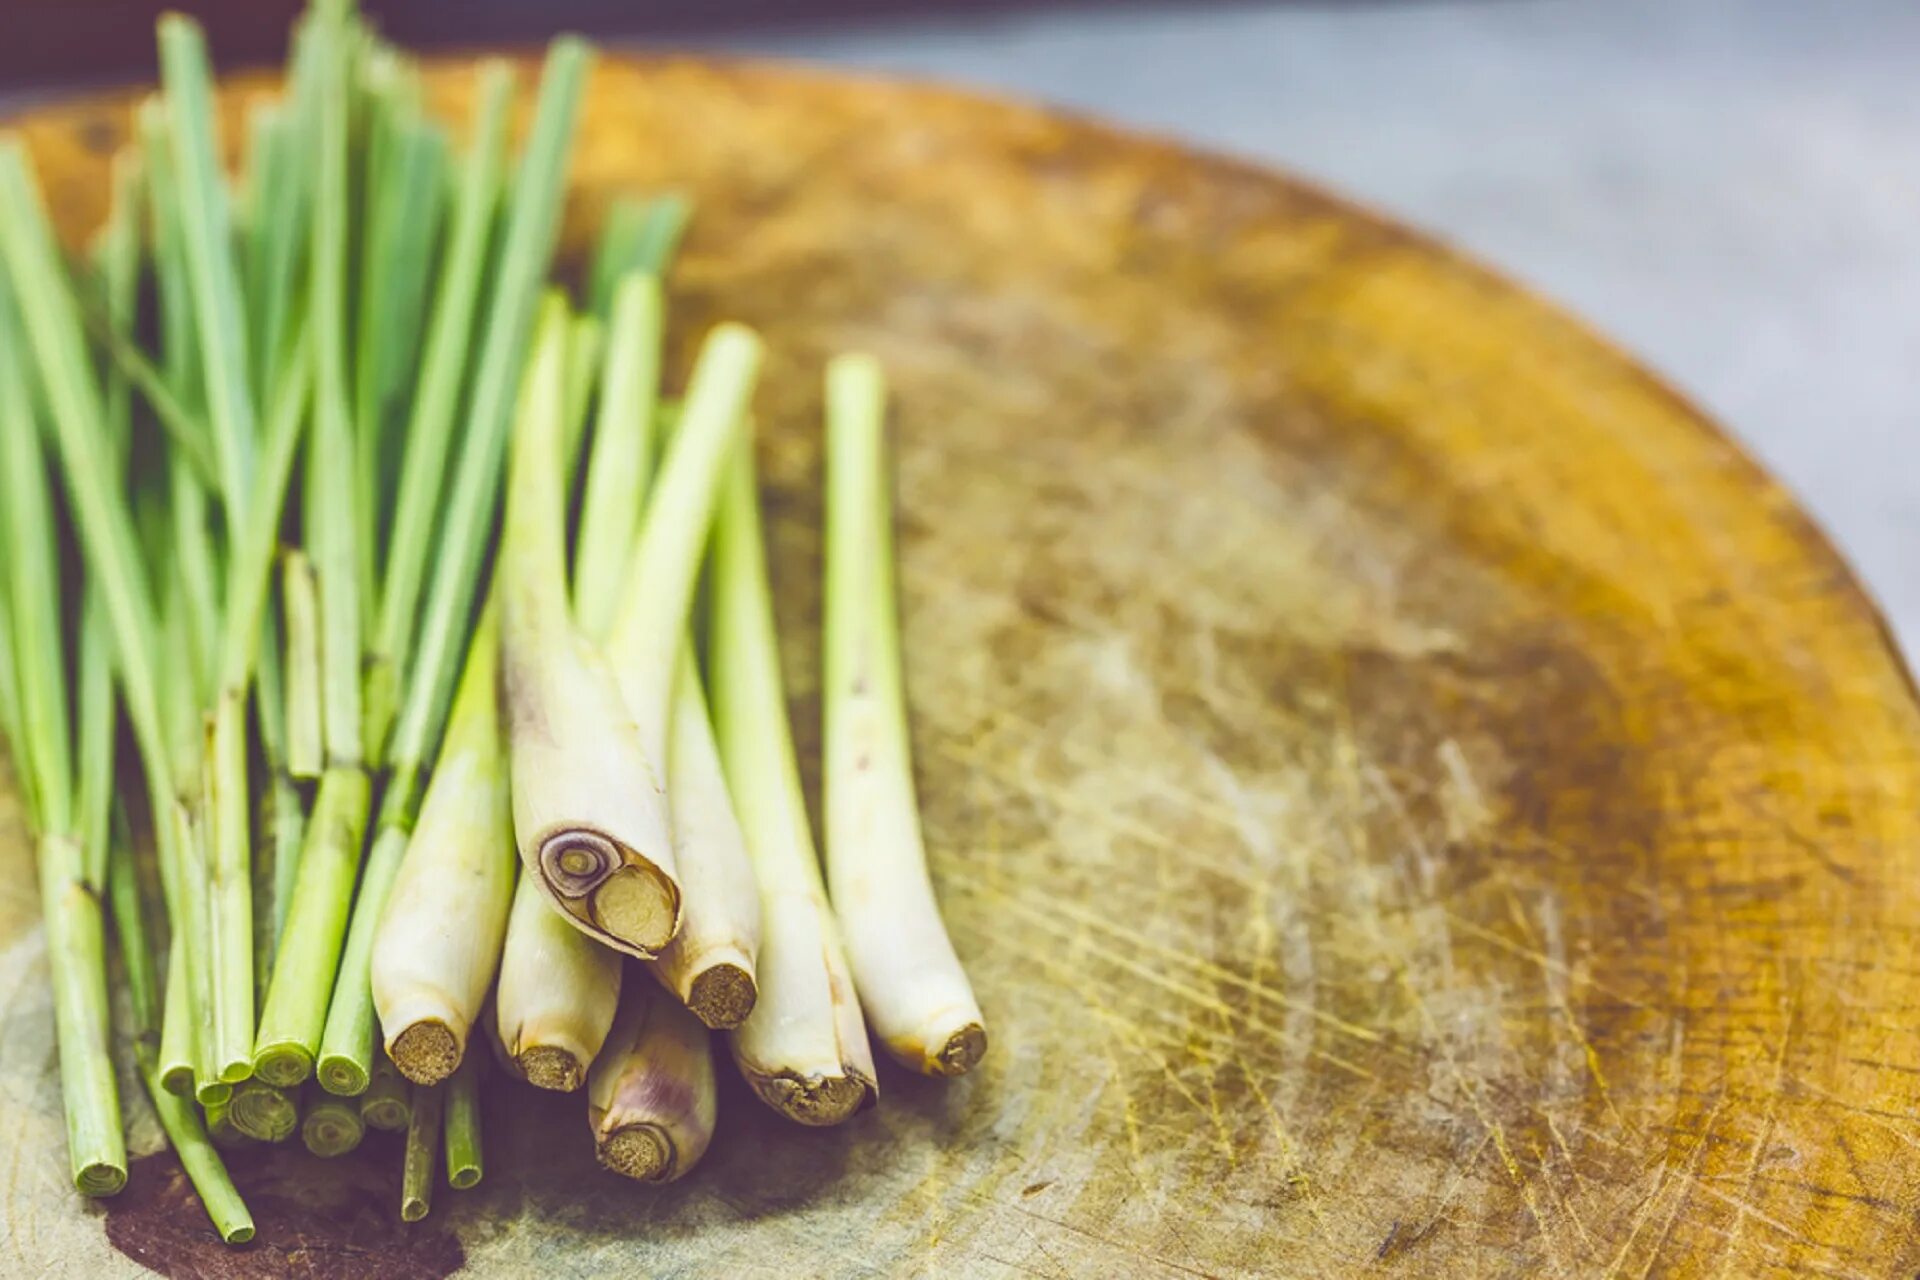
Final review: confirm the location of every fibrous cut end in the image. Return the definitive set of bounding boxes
[597,1124,671,1182]
[391,1020,461,1085]
[686,963,756,1030]
[520,1045,587,1092]
[934,1024,988,1077]
[752,1071,871,1127]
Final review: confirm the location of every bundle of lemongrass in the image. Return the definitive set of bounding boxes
[0,0,982,1243]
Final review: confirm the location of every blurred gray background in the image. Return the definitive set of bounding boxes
[8,0,1916,653]
[699,0,1920,657]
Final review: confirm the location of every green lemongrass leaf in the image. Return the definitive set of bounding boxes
[308,4,363,765]
[385,38,591,775]
[244,103,311,403]
[82,310,220,487]
[354,114,448,608]
[0,280,73,833]
[158,14,258,523]
[73,599,115,891]
[573,273,664,637]
[93,148,142,448]
[587,194,690,315]
[562,311,603,468]
[368,62,513,760]
[282,550,324,780]
[138,97,203,410]
[603,322,763,767]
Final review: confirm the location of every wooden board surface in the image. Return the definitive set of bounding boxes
[5,53,1920,1279]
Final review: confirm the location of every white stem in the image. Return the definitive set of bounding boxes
[494,868,621,1091]
[372,601,514,1084]
[648,647,761,1028]
[823,353,985,1076]
[502,297,679,955]
[710,445,876,1125]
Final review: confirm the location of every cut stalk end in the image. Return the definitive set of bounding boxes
[228,1079,298,1143]
[74,1160,128,1198]
[933,1023,988,1077]
[518,1045,586,1092]
[301,1096,365,1157]
[195,1078,233,1108]
[316,1053,370,1097]
[596,1124,670,1181]
[159,1063,196,1098]
[391,1020,460,1086]
[252,1040,314,1088]
[686,962,757,1031]
[747,1070,872,1127]
[590,865,677,953]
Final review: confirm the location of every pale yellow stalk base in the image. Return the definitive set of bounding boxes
[495,868,620,1092]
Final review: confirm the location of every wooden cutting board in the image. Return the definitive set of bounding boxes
[5,53,1919,1280]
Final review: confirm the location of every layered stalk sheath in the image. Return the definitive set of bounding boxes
[494,868,621,1091]
[710,447,876,1124]
[823,354,986,1076]
[503,300,680,956]
[586,975,717,1181]
[372,601,514,1084]
[598,320,764,1023]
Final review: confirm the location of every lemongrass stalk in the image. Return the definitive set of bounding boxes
[444,1055,483,1189]
[402,1083,443,1221]
[381,39,590,782]
[587,195,690,317]
[301,1087,365,1157]
[572,273,664,638]
[227,1077,298,1143]
[587,974,716,1181]
[283,551,324,779]
[653,650,762,1027]
[93,147,141,450]
[137,97,202,414]
[109,833,254,1241]
[504,300,680,955]
[314,48,584,1099]
[254,764,369,1085]
[361,1054,412,1131]
[824,355,985,1075]
[562,312,604,469]
[87,319,220,488]
[372,600,512,1084]
[603,323,762,770]
[710,447,877,1124]
[495,869,621,1091]
[354,114,448,622]
[157,14,257,524]
[1,286,125,1193]
[365,61,511,758]
[157,933,195,1097]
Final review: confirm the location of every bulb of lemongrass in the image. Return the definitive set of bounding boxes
[494,868,621,1091]
[709,445,877,1125]
[371,599,513,1084]
[823,354,986,1076]
[503,297,680,955]
[586,974,716,1182]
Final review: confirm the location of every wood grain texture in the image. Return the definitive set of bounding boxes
[5,53,1919,1279]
